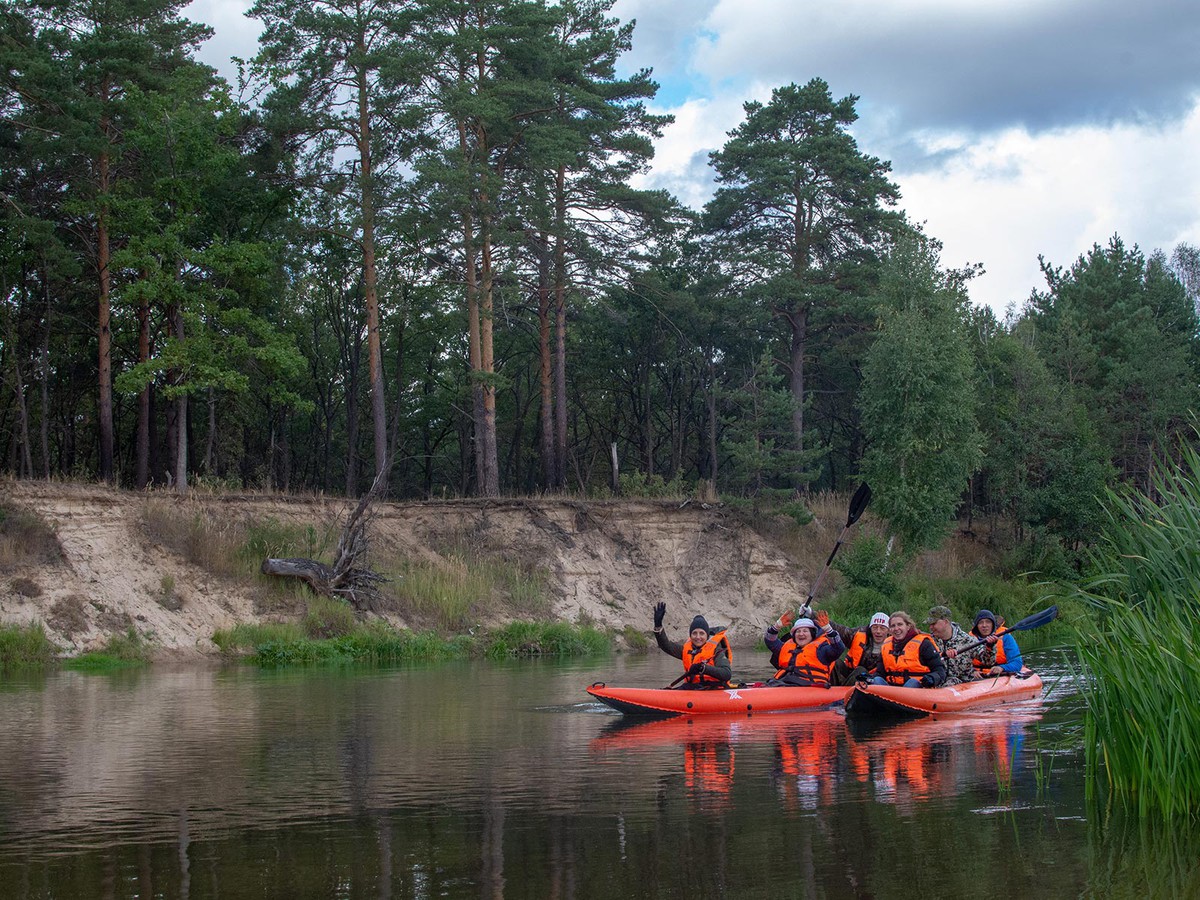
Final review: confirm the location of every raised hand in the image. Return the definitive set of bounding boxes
[653,601,666,629]
[773,610,794,632]
[814,610,830,630]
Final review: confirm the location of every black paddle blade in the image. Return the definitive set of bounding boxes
[846,482,872,526]
[1008,604,1059,632]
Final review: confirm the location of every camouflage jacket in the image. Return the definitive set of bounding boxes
[934,623,994,686]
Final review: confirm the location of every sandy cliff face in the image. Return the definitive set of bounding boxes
[1,481,817,656]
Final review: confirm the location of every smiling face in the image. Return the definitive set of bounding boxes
[690,628,709,648]
[869,623,889,643]
[791,627,813,647]
[929,618,952,640]
[889,616,909,641]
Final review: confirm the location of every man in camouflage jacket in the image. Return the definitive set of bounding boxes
[925,606,993,686]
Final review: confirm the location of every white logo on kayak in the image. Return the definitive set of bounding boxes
[725,689,742,699]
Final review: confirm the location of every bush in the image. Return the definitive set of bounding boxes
[834,535,901,600]
[0,622,56,670]
[65,627,150,671]
[303,595,356,638]
[0,504,61,569]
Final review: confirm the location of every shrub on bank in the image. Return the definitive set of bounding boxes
[64,627,151,671]
[236,619,612,667]
[0,623,57,669]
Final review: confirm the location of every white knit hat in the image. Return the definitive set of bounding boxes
[870,612,889,628]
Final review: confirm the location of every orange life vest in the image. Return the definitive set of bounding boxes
[879,633,935,686]
[846,630,870,668]
[773,634,835,686]
[681,631,731,685]
[972,633,1008,670]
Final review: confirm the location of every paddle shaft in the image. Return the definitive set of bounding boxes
[951,605,1058,656]
[804,482,872,609]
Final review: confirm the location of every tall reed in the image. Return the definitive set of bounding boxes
[1069,439,1200,818]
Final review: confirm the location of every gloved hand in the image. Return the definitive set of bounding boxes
[920,675,936,688]
[814,610,830,631]
[653,601,666,629]
[688,662,706,676]
[772,610,794,632]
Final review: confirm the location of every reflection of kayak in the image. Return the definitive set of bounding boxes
[592,709,847,749]
[844,671,1043,719]
[586,682,852,716]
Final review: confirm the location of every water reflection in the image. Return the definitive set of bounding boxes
[0,653,1189,898]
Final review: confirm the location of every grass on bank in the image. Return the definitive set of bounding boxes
[1066,440,1200,819]
[63,627,151,671]
[0,623,57,670]
[213,612,610,667]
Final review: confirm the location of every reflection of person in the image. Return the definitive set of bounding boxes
[925,605,982,686]
[652,601,732,688]
[764,611,845,687]
[866,611,946,688]
[830,612,890,685]
[970,609,1023,676]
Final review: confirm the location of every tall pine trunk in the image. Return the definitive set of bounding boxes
[536,234,555,488]
[552,166,569,490]
[789,306,807,464]
[135,289,150,489]
[97,119,114,483]
[357,61,388,488]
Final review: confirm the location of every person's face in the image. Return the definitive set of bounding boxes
[690,628,709,648]
[930,618,952,640]
[792,627,813,647]
[976,618,994,637]
[889,616,908,640]
[869,623,888,643]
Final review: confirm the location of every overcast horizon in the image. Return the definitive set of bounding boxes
[187,0,1200,314]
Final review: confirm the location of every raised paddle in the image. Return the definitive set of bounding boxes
[951,605,1060,656]
[800,482,872,616]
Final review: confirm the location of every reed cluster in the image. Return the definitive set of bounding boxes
[1070,440,1200,818]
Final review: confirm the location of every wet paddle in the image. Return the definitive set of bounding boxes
[952,605,1060,656]
[800,482,872,615]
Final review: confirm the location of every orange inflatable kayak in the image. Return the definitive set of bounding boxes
[586,682,852,716]
[844,670,1043,718]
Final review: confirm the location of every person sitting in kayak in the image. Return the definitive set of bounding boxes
[925,605,983,686]
[652,601,732,689]
[829,611,890,686]
[863,611,946,688]
[969,609,1024,676]
[763,611,845,687]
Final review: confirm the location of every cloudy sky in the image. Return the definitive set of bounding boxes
[188,0,1200,313]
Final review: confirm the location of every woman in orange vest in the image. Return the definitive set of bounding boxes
[864,611,946,688]
[763,610,845,687]
[652,601,732,688]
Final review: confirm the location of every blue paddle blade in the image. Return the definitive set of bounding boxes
[1009,605,1059,632]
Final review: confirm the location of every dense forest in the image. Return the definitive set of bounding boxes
[3,0,1199,559]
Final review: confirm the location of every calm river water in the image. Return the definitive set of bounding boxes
[1,650,1197,899]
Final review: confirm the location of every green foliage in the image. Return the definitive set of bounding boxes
[0,622,57,670]
[483,621,610,659]
[1066,438,1200,816]
[212,622,304,652]
[834,535,901,600]
[240,619,608,667]
[617,471,690,499]
[302,595,355,639]
[860,232,983,552]
[65,628,151,671]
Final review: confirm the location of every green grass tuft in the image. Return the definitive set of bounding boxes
[64,627,150,671]
[0,622,57,670]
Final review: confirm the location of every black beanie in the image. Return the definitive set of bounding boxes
[689,615,710,634]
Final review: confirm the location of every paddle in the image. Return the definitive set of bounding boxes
[951,605,1060,656]
[800,482,872,616]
